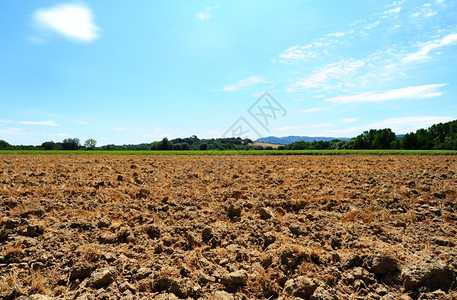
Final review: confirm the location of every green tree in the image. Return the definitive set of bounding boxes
[402,133,418,150]
[41,141,56,150]
[159,137,173,150]
[390,139,402,149]
[0,140,11,149]
[84,139,97,150]
[199,143,208,150]
[181,142,190,150]
[371,129,396,149]
[62,138,80,150]
[150,141,159,150]
[172,143,182,150]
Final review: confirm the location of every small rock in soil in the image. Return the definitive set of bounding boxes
[227,204,242,219]
[89,268,115,289]
[366,253,398,275]
[70,262,94,281]
[401,256,454,292]
[283,276,321,299]
[310,286,338,300]
[213,290,234,300]
[220,270,248,287]
[258,206,275,219]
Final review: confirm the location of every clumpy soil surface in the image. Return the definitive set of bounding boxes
[1,155,456,300]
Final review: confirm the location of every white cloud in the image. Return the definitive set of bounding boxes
[221,76,265,92]
[424,11,437,17]
[112,127,127,131]
[18,120,59,126]
[278,45,316,64]
[403,33,457,62]
[195,12,211,20]
[328,32,346,37]
[386,0,405,8]
[299,107,329,113]
[33,3,99,43]
[364,20,381,30]
[286,60,365,92]
[56,133,70,137]
[341,118,357,123]
[195,6,217,20]
[390,7,402,13]
[0,128,24,135]
[326,83,446,103]
[380,5,402,19]
[77,121,87,125]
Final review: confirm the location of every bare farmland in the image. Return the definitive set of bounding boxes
[0,155,456,299]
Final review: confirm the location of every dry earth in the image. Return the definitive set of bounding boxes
[0,155,456,300]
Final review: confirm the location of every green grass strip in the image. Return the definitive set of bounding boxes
[1,149,457,155]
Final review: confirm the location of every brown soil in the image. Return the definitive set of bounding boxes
[0,155,456,300]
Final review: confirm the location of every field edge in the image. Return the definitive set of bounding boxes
[1,149,457,155]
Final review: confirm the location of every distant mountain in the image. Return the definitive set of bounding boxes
[256,136,350,145]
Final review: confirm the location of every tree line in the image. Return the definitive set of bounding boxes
[150,136,254,151]
[285,119,457,150]
[0,138,96,151]
[1,119,457,151]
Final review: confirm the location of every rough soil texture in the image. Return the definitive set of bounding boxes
[0,155,456,300]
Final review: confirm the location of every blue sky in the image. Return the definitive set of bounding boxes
[1,0,457,145]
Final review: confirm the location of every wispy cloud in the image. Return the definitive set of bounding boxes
[299,107,329,113]
[0,128,24,135]
[221,76,265,92]
[410,1,441,20]
[277,45,316,64]
[327,31,346,37]
[18,120,59,126]
[112,127,127,131]
[275,32,349,64]
[195,6,217,20]
[32,3,99,43]
[402,32,457,62]
[326,83,446,103]
[0,119,13,124]
[195,12,211,20]
[286,59,365,92]
[381,6,402,18]
[364,20,381,31]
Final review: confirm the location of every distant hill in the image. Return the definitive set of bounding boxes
[256,136,350,145]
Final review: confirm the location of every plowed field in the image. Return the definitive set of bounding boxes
[1,155,456,299]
